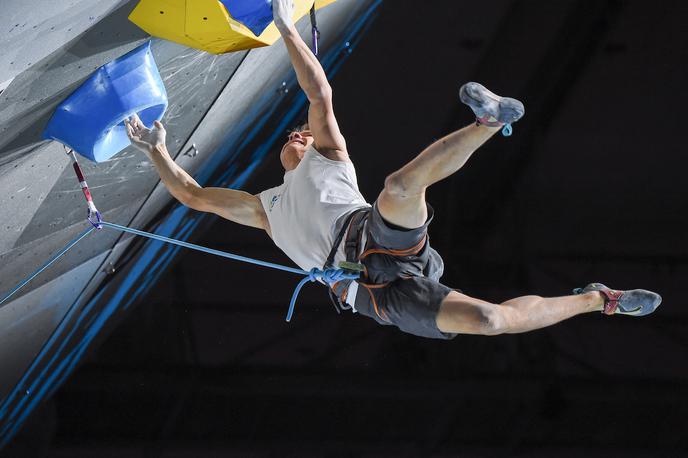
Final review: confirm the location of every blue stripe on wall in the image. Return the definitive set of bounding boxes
[0,0,382,447]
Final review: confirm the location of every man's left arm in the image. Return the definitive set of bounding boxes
[273,0,347,160]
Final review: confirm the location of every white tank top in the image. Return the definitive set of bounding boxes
[259,147,370,272]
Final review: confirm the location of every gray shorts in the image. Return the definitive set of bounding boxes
[350,202,456,340]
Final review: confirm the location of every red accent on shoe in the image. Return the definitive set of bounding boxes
[598,287,625,315]
[476,115,503,127]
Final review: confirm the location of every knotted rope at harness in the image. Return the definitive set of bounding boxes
[287,267,359,322]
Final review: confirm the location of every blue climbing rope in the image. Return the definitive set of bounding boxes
[2,144,359,320]
[100,221,306,275]
[0,219,358,322]
[99,221,358,321]
[0,226,96,307]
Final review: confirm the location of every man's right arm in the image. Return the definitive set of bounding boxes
[273,0,347,159]
[149,144,270,233]
[126,116,270,235]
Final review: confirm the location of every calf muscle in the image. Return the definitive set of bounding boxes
[437,290,605,335]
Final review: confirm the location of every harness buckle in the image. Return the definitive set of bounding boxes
[338,261,365,273]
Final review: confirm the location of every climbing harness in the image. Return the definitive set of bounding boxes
[0,149,360,321]
[322,207,368,313]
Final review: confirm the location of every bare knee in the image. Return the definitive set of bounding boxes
[480,306,507,336]
[384,171,424,197]
[454,303,506,336]
[436,292,507,336]
[383,171,406,196]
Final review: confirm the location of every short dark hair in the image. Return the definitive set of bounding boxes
[289,121,309,133]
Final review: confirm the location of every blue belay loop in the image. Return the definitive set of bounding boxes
[501,123,513,137]
[285,268,359,322]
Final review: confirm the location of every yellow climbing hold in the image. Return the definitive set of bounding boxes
[129,0,337,54]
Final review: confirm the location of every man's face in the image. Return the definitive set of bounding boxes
[280,127,314,171]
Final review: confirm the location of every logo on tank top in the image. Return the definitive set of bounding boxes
[269,194,281,211]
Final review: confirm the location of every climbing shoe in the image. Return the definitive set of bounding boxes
[459,82,525,135]
[573,282,662,316]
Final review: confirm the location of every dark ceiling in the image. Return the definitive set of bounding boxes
[7,0,688,456]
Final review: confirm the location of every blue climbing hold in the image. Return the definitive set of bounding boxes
[220,0,274,36]
[43,41,167,163]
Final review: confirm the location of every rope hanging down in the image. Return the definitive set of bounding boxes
[0,148,359,321]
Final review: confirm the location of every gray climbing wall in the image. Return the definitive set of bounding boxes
[0,0,375,441]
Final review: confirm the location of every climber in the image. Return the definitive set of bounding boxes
[125,0,661,339]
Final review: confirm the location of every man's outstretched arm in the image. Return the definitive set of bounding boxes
[273,0,347,158]
[125,115,270,235]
